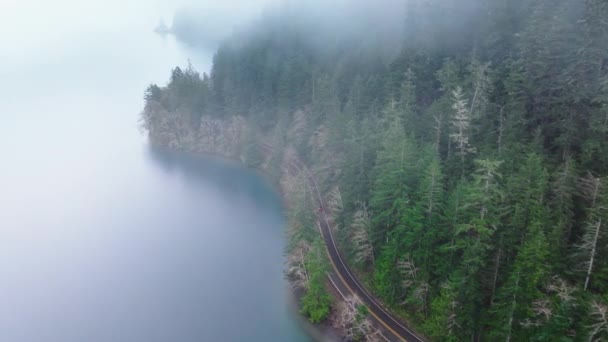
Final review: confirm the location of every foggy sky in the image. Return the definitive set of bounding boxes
[0,0,276,63]
[1,0,409,62]
[171,0,407,53]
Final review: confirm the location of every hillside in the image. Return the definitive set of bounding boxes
[140,0,608,340]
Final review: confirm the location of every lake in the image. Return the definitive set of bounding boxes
[0,1,310,341]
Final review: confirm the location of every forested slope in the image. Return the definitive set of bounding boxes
[141,0,608,340]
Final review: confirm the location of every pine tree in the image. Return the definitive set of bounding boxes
[549,156,578,258]
[423,277,461,341]
[420,151,445,218]
[450,87,475,176]
[488,221,549,341]
[468,159,504,223]
[369,114,416,246]
[400,68,418,135]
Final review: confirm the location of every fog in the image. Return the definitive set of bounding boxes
[0,0,310,341]
[1,0,493,67]
[171,0,407,54]
[0,0,278,69]
[0,0,510,340]
[169,1,275,51]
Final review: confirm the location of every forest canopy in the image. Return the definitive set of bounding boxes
[141,0,608,340]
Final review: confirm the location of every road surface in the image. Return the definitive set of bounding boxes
[265,143,425,342]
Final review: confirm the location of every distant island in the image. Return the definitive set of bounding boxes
[154,18,170,35]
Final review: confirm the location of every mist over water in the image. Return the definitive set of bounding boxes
[0,1,309,341]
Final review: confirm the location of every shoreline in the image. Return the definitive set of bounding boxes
[287,287,343,342]
[147,142,344,341]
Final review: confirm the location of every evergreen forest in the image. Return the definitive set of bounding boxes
[140,0,608,340]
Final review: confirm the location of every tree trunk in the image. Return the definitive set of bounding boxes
[428,167,436,214]
[434,115,442,154]
[584,219,602,291]
[497,107,504,155]
[490,245,502,304]
[506,273,519,342]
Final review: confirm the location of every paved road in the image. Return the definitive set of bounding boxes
[265,143,425,342]
[305,170,425,342]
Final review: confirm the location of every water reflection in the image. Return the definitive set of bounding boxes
[145,145,283,215]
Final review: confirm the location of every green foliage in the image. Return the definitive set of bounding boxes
[141,0,608,338]
[369,115,417,246]
[423,278,460,341]
[300,239,331,323]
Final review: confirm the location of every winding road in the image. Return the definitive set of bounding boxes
[282,156,424,341]
[306,170,424,342]
[262,142,425,341]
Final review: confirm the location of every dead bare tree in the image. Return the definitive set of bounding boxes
[450,86,476,176]
[351,203,375,265]
[579,173,603,207]
[412,281,430,316]
[397,255,418,290]
[587,301,608,342]
[532,299,552,322]
[578,219,603,291]
[397,256,428,315]
[446,299,460,336]
[468,60,492,119]
[287,240,312,290]
[338,295,360,337]
[337,295,382,342]
[326,186,343,222]
[576,174,607,291]
[546,276,576,303]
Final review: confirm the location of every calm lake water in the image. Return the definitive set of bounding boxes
[0,1,309,341]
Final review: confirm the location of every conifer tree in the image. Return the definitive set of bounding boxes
[450,87,475,176]
[369,114,415,246]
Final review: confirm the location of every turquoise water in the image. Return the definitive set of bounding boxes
[0,2,310,341]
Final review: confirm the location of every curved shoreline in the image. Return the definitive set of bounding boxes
[287,287,343,342]
[148,143,341,341]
